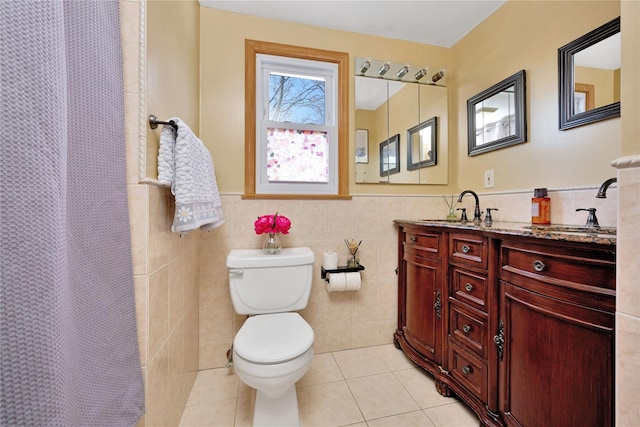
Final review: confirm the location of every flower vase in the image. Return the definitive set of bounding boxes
[263,232,282,255]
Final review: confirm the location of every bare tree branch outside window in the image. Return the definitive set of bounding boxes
[269,74,325,125]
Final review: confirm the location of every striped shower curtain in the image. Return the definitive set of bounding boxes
[1,1,145,425]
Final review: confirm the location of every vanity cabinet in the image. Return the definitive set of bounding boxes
[498,238,616,427]
[397,226,445,367]
[394,222,616,427]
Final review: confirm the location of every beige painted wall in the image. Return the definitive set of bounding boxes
[452,0,621,192]
[621,0,640,156]
[199,7,451,195]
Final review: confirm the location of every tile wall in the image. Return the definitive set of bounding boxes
[198,187,618,369]
[121,1,201,426]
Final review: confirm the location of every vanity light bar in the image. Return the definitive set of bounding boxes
[355,58,447,86]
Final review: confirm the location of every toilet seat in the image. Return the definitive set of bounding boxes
[234,312,314,364]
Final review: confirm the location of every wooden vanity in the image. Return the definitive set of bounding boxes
[394,220,616,427]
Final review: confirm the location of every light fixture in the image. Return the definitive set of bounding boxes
[359,59,371,74]
[396,65,409,79]
[414,68,428,81]
[378,62,390,77]
[432,69,446,83]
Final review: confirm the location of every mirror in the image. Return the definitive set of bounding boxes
[467,70,526,156]
[407,116,437,170]
[558,17,620,130]
[354,58,448,184]
[380,134,400,176]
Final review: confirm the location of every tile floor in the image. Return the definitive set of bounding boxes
[179,344,480,427]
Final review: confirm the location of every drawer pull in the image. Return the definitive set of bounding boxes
[462,366,472,375]
[462,324,471,333]
[464,283,474,292]
[409,236,417,243]
[533,260,546,272]
[461,245,471,253]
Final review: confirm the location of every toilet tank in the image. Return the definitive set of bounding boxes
[226,247,315,315]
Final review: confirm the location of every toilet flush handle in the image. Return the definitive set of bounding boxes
[229,269,244,277]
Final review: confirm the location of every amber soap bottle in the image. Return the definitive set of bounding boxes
[531,188,551,224]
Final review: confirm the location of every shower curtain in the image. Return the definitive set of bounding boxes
[1,1,145,425]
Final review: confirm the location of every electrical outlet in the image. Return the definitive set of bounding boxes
[484,170,495,188]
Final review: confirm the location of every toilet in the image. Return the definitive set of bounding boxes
[226,247,315,427]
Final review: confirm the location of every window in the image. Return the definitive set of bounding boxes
[244,40,349,198]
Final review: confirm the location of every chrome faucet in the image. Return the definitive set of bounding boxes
[596,177,617,198]
[457,190,482,224]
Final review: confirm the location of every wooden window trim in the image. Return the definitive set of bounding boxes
[244,39,350,200]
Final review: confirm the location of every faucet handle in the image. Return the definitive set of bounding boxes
[457,208,468,223]
[576,208,600,228]
[485,208,499,226]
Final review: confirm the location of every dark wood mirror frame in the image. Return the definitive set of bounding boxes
[379,133,400,176]
[467,70,527,156]
[407,116,437,170]
[558,17,620,130]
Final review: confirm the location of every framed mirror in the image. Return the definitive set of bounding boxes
[380,134,399,176]
[407,116,436,170]
[558,17,620,130]
[467,70,526,156]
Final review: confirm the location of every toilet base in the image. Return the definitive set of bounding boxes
[253,384,300,427]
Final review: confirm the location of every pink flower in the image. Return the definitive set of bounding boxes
[274,215,291,234]
[254,213,291,235]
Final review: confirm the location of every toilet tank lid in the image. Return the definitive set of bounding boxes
[227,247,314,268]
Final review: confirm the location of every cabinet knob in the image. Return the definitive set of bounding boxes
[533,260,546,272]
[464,283,474,292]
[409,236,417,243]
[462,366,472,375]
[461,244,471,253]
[462,324,471,334]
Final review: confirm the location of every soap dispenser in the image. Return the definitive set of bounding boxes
[531,188,551,225]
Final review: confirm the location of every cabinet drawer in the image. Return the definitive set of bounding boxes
[501,240,616,292]
[404,229,441,254]
[451,267,487,311]
[448,339,487,402]
[450,233,488,269]
[449,302,488,358]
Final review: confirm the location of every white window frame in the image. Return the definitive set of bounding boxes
[255,54,338,195]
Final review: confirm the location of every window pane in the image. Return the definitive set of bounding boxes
[266,128,328,183]
[268,73,325,125]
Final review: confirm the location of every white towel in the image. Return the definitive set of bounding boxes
[157,118,224,234]
[157,120,176,186]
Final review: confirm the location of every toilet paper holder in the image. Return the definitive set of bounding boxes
[320,265,365,282]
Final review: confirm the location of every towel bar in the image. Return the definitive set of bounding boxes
[149,114,177,130]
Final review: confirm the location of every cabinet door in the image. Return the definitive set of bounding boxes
[497,280,614,427]
[403,254,443,364]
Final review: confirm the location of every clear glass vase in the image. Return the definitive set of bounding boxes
[262,232,282,255]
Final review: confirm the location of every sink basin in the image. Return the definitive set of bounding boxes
[525,225,616,235]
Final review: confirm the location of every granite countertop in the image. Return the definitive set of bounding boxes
[394,219,617,246]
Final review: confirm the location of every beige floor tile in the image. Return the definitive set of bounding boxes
[423,402,480,427]
[347,373,420,420]
[372,344,416,371]
[366,410,436,427]
[333,347,389,379]
[187,368,240,406]
[297,381,364,427]
[296,352,344,387]
[179,399,237,427]
[233,394,253,427]
[393,368,456,409]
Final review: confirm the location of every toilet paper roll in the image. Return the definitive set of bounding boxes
[326,272,361,292]
[345,272,361,291]
[322,252,339,270]
[326,272,347,292]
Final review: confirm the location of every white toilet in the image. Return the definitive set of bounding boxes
[226,247,315,427]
